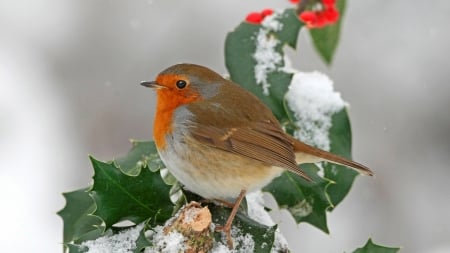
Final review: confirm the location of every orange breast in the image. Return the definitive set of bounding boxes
[153,109,172,150]
[153,85,201,149]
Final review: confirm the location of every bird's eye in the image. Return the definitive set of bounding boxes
[176,80,187,89]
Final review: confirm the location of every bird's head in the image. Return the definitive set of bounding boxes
[141,63,223,110]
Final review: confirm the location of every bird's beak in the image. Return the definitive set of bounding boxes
[140,81,164,89]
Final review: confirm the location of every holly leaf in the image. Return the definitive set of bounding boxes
[264,164,332,233]
[309,0,346,64]
[272,8,304,48]
[89,157,173,229]
[114,140,164,175]
[57,188,103,245]
[133,220,153,253]
[350,239,401,253]
[324,108,358,208]
[210,205,277,252]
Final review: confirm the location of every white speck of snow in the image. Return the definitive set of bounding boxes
[81,223,144,253]
[253,11,284,96]
[211,226,255,253]
[145,226,186,253]
[285,71,346,151]
[316,162,325,177]
[232,227,255,252]
[213,226,255,253]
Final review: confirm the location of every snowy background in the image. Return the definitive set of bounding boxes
[1,0,449,252]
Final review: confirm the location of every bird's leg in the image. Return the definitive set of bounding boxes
[215,189,247,249]
[212,199,235,208]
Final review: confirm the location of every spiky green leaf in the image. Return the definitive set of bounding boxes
[90,157,173,229]
[350,239,401,253]
[57,188,103,245]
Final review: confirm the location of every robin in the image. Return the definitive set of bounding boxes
[141,63,373,248]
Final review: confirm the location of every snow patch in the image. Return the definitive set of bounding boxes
[81,223,143,253]
[246,191,275,226]
[253,11,284,95]
[145,226,186,253]
[285,71,346,151]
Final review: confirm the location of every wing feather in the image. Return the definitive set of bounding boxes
[189,121,312,181]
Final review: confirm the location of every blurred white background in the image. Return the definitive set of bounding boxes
[1,0,449,252]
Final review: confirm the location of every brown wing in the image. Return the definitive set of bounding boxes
[184,80,312,181]
[190,120,312,181]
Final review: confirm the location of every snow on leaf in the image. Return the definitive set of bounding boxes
[80,223,144,253]
[253,10,286,95]
[253,29,282,95]
[285,71,346,151]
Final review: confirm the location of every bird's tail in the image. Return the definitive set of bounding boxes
[292,139,374,176]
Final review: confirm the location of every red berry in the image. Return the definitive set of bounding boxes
[314,11,327,28]
[324,6,339,24]
[299,11,317,27]
[289,0,300,4]
[245,12,263,24]
[261,8,274,18]
[322,0,336,8]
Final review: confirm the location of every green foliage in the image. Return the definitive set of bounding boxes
[90,157,173,228]
[310,0,347,64]
[350,239,401,253]
[57,188,103,245]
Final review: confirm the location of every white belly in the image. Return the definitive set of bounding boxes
[158,135,284,201]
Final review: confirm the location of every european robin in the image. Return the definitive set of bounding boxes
[141,63,373,247]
